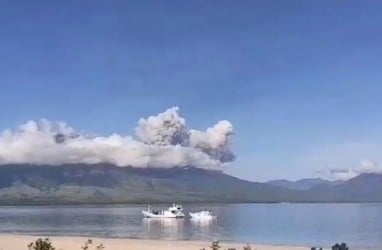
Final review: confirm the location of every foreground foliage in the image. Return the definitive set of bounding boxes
[26,238,349,250]
[28,238,55,250]
[27,238,104,250]
[332,243,349,250]
[311,242,349,250]
[200,241,252,250]
[81,239,105,250]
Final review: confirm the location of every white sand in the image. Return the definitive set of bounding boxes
[0,234,310,250]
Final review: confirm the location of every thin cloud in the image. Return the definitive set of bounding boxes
[328,159,382,180]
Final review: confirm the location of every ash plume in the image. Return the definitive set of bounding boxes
[189,120,235,162]
[135,107,188,146]
[0,107,235,170]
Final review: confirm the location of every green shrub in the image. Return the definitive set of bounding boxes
[201,241,253,250]
[332,243,349,250]
[201,241,222,250]
[81,239,105,250]
[210,241,222,250]
[27,238,105,250]
[28,238,55,250]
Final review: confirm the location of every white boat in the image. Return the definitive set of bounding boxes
[142,204,185,218]
[189,210,216,219]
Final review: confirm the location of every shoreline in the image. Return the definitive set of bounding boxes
[0,201,380,207]
[0,234,311,250]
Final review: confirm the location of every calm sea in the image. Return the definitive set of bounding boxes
[0,203,381,249]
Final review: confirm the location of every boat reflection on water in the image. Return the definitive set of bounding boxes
[190,216,216,237]
[142,218,185,240]
[190,217,215,226]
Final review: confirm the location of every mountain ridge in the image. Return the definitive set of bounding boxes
[0,164,381,204]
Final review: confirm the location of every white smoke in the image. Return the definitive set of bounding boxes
[357,159,381,174]
[330,159,382,180]
[0,107,235,170]
[329,168,358,181]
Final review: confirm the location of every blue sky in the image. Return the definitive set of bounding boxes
[1,0,382,181]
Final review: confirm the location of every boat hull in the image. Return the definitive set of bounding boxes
[189,212,216,219]
[142,211,184,218]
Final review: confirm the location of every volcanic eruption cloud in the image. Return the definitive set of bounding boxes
[0,107,235,170]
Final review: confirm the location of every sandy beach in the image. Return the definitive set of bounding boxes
[0,234,310,250]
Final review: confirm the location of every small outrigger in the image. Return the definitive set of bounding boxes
[189,210,216,219]
[142,204,185,218]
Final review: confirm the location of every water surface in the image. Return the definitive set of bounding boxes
[0,203,381,249]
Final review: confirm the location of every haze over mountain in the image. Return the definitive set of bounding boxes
[266,178,342,191]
